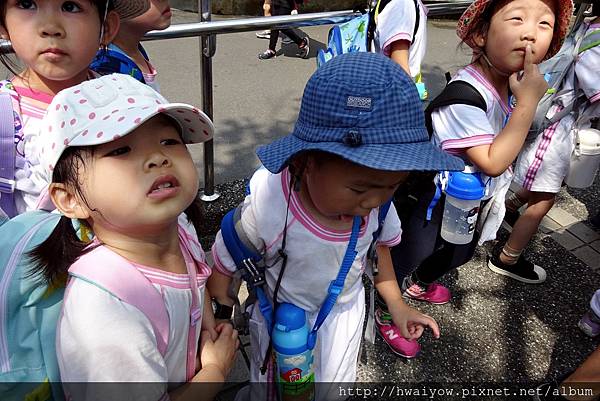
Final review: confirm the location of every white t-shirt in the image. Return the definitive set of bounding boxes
[57,222,211,401]
[212,167,402,313]
[373,0,428,79]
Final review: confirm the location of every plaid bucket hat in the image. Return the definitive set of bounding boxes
[113,0,150,20]
[39,74,214,177]
[256,52,464,173]
[457,0,573,60]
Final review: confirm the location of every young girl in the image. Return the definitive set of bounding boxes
[208,52,464,400]
[383,0,573,356]
[493,3,600,283]
[91,0,171,91]
[0,0,147,217]
[32,74,238,400]
[373,0,429,100]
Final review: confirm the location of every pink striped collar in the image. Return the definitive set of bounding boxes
[13,85,54,104]
[280,168,368,242]
[464,65,511,115]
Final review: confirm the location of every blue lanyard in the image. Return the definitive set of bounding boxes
[307,215,361,350]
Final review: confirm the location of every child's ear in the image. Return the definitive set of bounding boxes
[100,10,120,46]
[472,29,487,49]
[49,183,90,220]
[0,26,9,40]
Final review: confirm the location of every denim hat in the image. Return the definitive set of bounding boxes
[256,52,464,173]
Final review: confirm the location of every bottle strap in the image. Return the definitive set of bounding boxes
[426,171,446,221]
[307,215,361,349]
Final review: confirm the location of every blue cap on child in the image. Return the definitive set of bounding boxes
[256,52,464,173]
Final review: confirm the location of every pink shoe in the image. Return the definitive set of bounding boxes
[375,308,420,358]
[405,282,451,304]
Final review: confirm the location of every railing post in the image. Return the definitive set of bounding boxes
[198,0,220,201]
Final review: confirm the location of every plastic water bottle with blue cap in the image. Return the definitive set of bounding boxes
[272,303,315,401]
[440,168,486,245]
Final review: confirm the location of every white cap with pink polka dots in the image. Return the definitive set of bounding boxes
[40,73,214,177]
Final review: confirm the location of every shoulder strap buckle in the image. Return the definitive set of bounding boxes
[0,177,16,193]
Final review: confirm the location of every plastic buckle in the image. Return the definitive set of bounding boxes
[327,281,343,296]
[241,258,265,288]
[0,177,15,194]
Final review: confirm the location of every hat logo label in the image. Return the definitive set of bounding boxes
[346,95,372,110]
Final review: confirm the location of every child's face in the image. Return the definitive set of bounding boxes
[78,115,199,234]
[127,0,171,32]
[478,0,556,72]
[302,155,408,221]
[0,0,108,89]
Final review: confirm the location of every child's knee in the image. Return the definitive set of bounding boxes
[525,193,555,218]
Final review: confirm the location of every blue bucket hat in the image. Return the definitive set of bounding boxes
[256,52,464,173]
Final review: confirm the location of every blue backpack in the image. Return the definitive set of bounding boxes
[316,0,418,67]
[90,43,150,84]
[0,211,171,401]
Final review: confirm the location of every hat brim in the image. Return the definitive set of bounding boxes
[63,103,214,153]
[256,133,465,174]
[113,0,151,20]
[457,0,573,60]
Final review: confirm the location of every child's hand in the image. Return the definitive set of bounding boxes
[388,302,440,340]
[198,323,239,380]
[509,44,548,107]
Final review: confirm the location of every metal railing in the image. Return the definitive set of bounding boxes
[0,1,473,201]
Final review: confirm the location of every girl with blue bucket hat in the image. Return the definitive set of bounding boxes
[208,52,464,399]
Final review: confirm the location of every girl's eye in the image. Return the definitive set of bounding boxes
[161,138,182,146]
[104,146,130,157]
[540,21,553,28]
[510,17,523,21]
[16,0,36,10]
[62,1,82,12]
[349,187,366,194]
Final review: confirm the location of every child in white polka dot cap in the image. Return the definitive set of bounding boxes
[32,73,240,393]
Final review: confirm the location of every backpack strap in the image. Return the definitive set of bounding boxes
[68,246,170,357]
[0,92,16,218]
[579,28,600,54]
[424,80,487,136]
[220,206,275,332]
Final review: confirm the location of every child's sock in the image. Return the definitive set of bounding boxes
[375,291,389,312]
[506,192,526,212]
[500,243,522,265]
[401,273,427,292]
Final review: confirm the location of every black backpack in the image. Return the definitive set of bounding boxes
[424,73,487,136]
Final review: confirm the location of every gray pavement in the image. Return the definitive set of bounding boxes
[2,7,600,399]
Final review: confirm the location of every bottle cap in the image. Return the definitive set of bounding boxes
[275,303,306,331]
[445,171,485,200]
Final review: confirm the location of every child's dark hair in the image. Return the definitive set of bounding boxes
[0,0,115,75]
[29,144,204,287]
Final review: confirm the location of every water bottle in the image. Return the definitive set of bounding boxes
[565,119,600,189]
[440,170,486,245]
[272,303,315,401]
